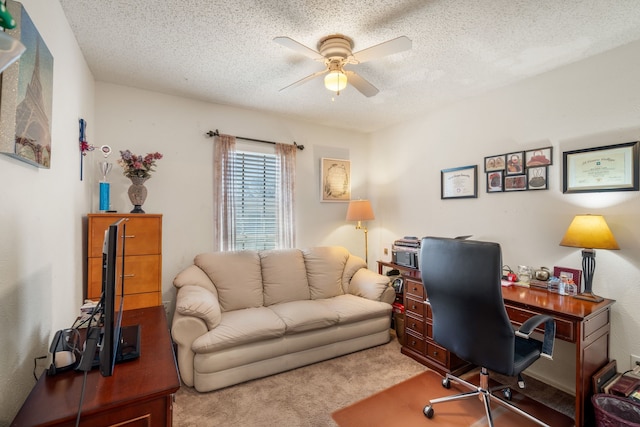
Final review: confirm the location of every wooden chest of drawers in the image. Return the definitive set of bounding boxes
[87,213,162,310]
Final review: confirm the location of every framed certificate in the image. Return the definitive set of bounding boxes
[441,165,477,199]
[563,141,639,193]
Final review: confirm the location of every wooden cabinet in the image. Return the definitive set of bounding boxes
[378,261,470,376]
[11,307,180,427]
[87,213,162,310]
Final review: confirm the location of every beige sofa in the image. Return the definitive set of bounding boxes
[171,246,394,392]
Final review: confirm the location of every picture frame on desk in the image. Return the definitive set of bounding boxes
[553,266,582,290]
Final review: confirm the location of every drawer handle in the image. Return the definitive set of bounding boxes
[411,322,416,328]
[411,340,416,345]
[125,234,136,239]
[123,274,136,278]
[433,350,438,356]
[412,304,417,310]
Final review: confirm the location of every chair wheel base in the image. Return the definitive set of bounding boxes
[423,405,434,419]
[442,378,450,389]
[503,387,512,400]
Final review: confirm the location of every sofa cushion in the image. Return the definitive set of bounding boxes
[303,247,348,300]
[194,251,263,311]
[192,307,285,353]
[318,294,392,324]
[269,300,340,333]
[176,286,222,329]
[260,249,310,305]
[348,268,391,301]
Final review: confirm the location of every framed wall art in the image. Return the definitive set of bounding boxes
[525,147,553,167]
[563,141,639,193]
[505,151,525,175]
[504,175,527,191]
[527,166,548,190]
[484,154,506,172]
[487,170,503,193]
[441,165,477,199]
[0,0,54,168]
[321,158,351,202]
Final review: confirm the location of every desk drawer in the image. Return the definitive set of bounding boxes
[405,278,424,299]
[405,296,424,319]
[405,331,426,355]
[406,314,424,337]
[505,306,575,342]
[426,342,448,366]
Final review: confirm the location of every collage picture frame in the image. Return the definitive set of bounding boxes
[483,147,552,193]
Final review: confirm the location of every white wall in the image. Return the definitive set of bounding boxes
[93,83,372,315]
[0,0,95,422]
[368,39,640,392]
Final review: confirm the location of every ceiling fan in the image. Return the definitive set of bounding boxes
[274,34,412,97]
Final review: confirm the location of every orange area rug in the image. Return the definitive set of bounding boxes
[332,369,574,426]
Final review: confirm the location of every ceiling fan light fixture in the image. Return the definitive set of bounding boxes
[324,70,347,93]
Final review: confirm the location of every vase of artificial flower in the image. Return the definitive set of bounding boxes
[118,150,163,213]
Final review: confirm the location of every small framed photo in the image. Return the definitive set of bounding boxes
[484,155,506,172]
[505,151,525,175]
[525,147,553,167]
[504,174,527,191]
[441,165,478,199]
[553,266,582,288]
[527,166,548,190]
[487,171,503,193]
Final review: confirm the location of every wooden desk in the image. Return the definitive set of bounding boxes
[503,285,615,427]
[11,306,180,426]
[378,261,615,427]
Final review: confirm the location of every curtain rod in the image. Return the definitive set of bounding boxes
[206,129,304,151]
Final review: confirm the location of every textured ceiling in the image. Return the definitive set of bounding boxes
[59,0,640,133]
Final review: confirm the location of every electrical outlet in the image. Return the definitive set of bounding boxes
[631,354,640,368]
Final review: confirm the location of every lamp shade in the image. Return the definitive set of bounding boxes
[559,215,619,250]
[346,200,375,221]
[324,70,347,92]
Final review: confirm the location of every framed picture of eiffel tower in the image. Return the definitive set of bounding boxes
[0,0,54,168]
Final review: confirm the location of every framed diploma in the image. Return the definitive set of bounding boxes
[563,141,639,193]
[441,165,478,199]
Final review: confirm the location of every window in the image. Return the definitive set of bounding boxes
[231,150,278,250]
[213,133,296,252]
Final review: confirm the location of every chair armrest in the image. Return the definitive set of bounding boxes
[515,314,555,359]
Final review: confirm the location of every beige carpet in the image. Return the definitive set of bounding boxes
[173,332,426,426]
[172,332,574,426]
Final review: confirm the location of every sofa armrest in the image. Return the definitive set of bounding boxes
[348,268,392,302]
[175,285,222,329]
[171,311,207,387]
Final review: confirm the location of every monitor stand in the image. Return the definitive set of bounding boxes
[77,324,141,371]
[116,324,141,363]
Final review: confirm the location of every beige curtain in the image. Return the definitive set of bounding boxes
[275,142,296,248]
[212,133,236,251]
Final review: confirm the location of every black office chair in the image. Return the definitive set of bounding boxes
[419,237,555,427]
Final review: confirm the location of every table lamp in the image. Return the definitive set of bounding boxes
[559,214,619,302]
[346,200,375,264]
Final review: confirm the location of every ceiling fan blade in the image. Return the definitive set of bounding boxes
[352,36,412,63]
[344,71,379,97]
[273,36,324,61]
[279,69,328,92]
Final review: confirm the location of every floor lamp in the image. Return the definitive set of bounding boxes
[559,214,619,302]
[346,200,375,264]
